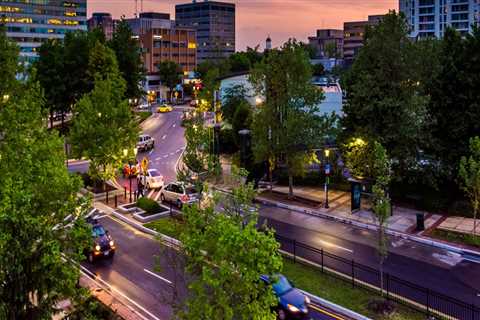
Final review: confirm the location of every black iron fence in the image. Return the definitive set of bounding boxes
[275,234,480,320]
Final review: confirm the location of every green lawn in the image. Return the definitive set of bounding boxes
[282,259,425,320]
[431,228,480,249]
[144,217,183,238]
[136,111,152,123]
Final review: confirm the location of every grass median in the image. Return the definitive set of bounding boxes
[282,259,425,320]
[144,217,181,238]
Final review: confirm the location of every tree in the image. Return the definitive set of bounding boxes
[221,84,250,124]
[371,142,391,298]
[0,25,20,97]
[459,137,480,236]
[69,76,138,183]
[87,41,120,83]
[0,81,90,319]
[179,172,282,320]
[35,39,67,127]
[250,40,327,198]
[341,11,428,178]
[109,19,144,100]
[157,60,182,103]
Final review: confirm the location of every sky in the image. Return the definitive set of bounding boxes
[88,0,397,51]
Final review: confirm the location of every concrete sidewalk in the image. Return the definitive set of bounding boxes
[258,185,443,234]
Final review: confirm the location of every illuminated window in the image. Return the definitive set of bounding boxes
[64,20,79,25]
[65,11,77,17]
[188,42,196,49]
[48,19,62,25]
[0,6,21,13]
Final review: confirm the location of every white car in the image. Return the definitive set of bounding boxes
[136,134,155,152]
[138,169,164,189]
[160,182,199,208]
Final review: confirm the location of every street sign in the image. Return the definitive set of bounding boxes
[141,157,149,173]
[325,163,331,175]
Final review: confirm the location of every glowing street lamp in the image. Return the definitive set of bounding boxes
[324,148,331,209]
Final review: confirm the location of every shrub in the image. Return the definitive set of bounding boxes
[219,128,238,154]
[137,197,162,214]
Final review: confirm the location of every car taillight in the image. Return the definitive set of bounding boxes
[181,195,189,202]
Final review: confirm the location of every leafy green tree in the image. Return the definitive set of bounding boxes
[35,39,67,127]
[221,84,250,124]
[109,19,144,100]
[459,137,480,236]
[341,11,428,177]
[344,137,376,179]
[157,60,182,102]
[228,52,251,73]
[427,27,480,178]
[371,142,391,297]
[87,41,120,82]
[250,40,326,197]
[179,172,282,320]
[69,76,138,183]
[312,63,325,77]
[0,81,90,319]
[0,25,20,97]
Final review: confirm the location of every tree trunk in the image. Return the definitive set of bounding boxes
[379,260,384,297]
[61,110,65,130]
[50,110,54,129]
[473,202,478,236]
[288,174,294,199]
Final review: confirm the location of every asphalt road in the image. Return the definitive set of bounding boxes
[80,109,347,320]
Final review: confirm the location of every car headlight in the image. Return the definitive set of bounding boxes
[287,304,300,313]
[95,245,101,251]
[109,240,114,247]
[305,296,310,304]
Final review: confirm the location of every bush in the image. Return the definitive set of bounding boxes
[137,197,162,214]
[219,128,238,154]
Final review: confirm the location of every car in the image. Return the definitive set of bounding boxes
[138,169,164,189]
[261,274,310,320]
[137,103,150,110]
[85,220,116,263]
[157,104,173,113]
[160,182,199,208]
[136,134,155,151]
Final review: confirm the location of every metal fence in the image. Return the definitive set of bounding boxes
[275,234,480,320]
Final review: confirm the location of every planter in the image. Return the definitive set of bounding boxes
[133,204,171,223]
[80,181,123,200]
[117,203,143,215]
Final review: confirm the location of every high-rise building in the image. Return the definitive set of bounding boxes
[308,29,344,59]
[400,0,480,39]
[343,15,384,65]
[0,0,87,61]
[126,12,172,36]
[139,26,197,74]
[175,0,235,62]
[87,12,116,40]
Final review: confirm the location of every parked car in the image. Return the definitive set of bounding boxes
[260,274,310,320]
[157,104,173,113]
[85,219,115,263]
[136,134,155,151]
[138,169,164,189]
[160,182,199,208]
[138,103,150,110]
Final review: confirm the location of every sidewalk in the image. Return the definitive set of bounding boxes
[259,185,443,234]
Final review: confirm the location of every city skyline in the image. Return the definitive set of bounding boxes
[88,0,397,50]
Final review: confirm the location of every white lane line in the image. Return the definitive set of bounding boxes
[163,155,169,158]
[154,191,162,201]
[172,123,176,128]
[155,157,162,161]
[162,135,167,140]
[147,189,155,198]
[169,152,175,156]
[93,214,109,220]
[144,269,172,285]
[149,149,154,155]
[317,239,353,253]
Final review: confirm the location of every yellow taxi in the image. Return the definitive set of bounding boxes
[157,104,173,113]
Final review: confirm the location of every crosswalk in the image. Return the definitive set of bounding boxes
[143,188,162,202]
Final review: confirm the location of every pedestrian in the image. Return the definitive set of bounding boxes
[137,176,144,198]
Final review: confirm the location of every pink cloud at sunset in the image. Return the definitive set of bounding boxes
[88,0,397,50]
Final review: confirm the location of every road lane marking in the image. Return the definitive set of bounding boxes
[163,155,169,158]
[149,149,154,155]
[317,239,353,253]
[147,189,155,198]
[93,214,109,220]
[154,191,162,201]
[162,134,167,140]
[310,304,344,320]
[79,265,161,320]
[172,123,176,128]
[144,268,172,285]
[155,157,162,161]
[169,152,175,156]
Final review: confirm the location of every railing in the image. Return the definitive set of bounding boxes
[275,234,480,320]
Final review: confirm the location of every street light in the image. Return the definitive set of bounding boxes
[324,148,331,209]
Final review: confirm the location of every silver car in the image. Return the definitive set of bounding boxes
[160,182,199,208]
[136,134,155,152]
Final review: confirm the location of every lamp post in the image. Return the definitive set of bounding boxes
[324,149,331,209]
[124,147,138,203]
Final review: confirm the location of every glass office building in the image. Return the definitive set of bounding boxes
[0,0,87,61]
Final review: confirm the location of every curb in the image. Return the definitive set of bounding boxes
[301,290,372,320]
[255,196,480,260]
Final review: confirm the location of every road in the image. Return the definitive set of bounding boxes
[78,108,347,319]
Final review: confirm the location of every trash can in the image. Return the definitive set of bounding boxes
[416,213,425,231]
